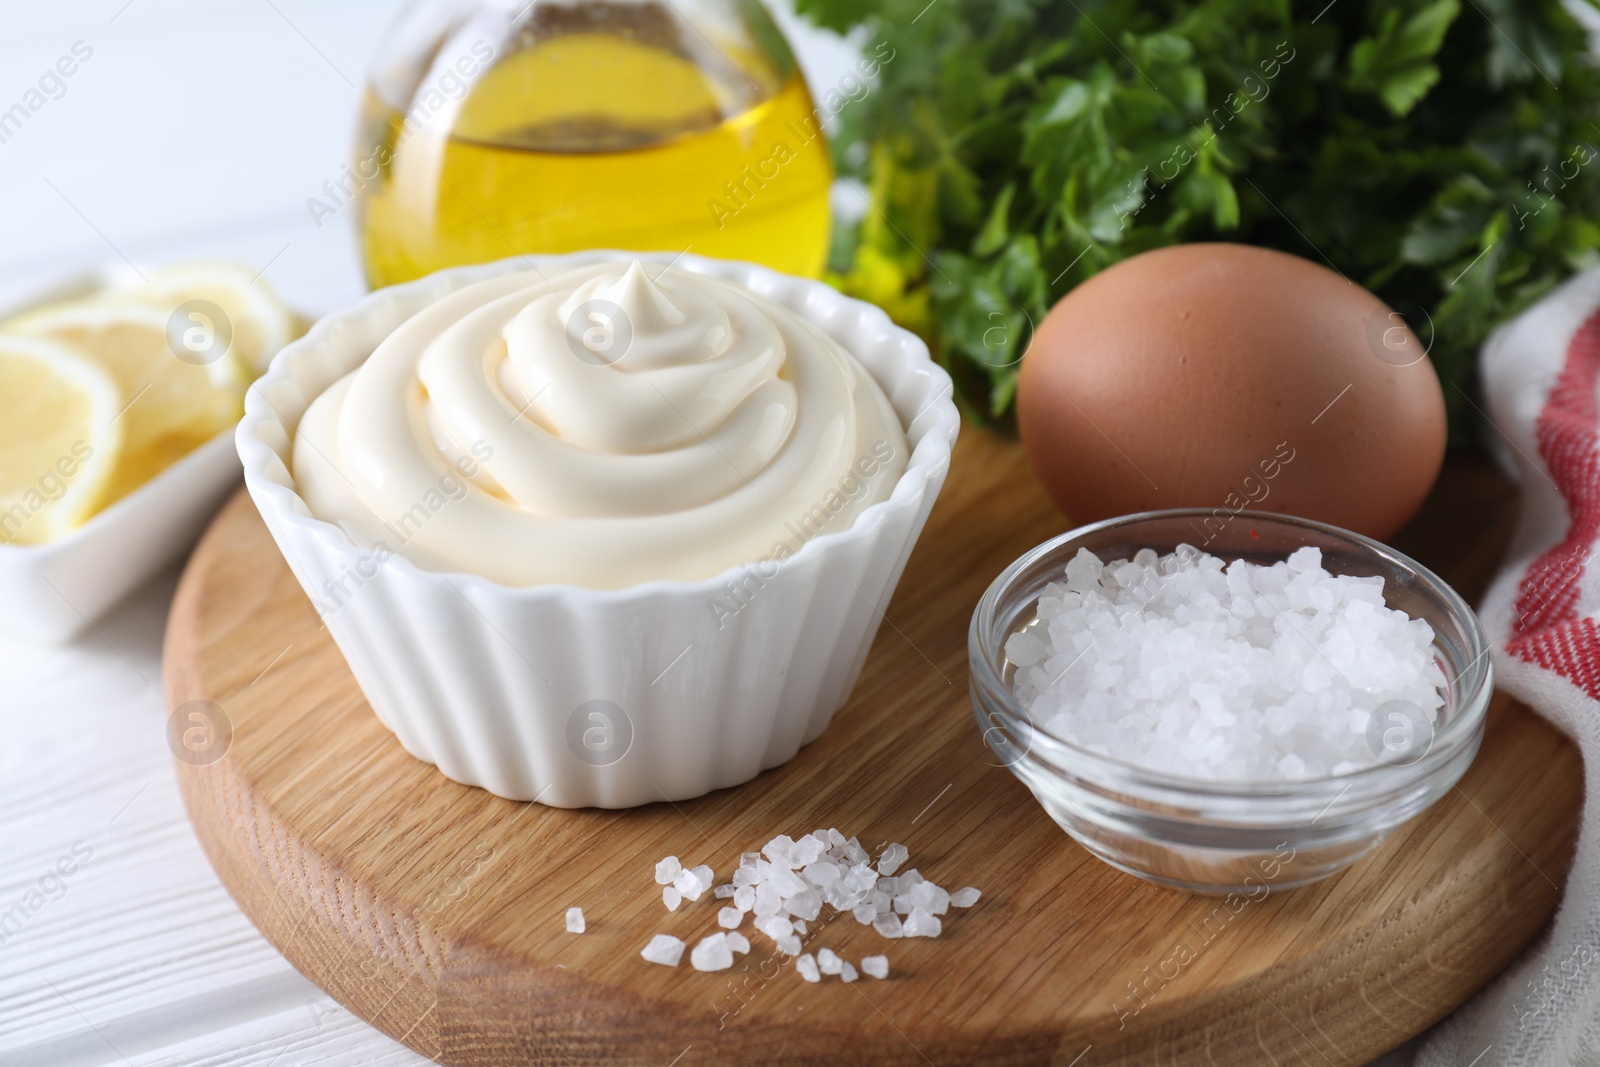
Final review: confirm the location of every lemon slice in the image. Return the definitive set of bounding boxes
[117,261,300,377]
[9,300,243,508]
[0,336,123,544]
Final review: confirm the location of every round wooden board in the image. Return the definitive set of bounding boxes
[165,434,1581,1067]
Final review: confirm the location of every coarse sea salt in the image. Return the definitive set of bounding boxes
[1008,546,1447,780]
[641,934,685,967]
[634,829,980,986]
[690,933,735,972]
[565,907,585,934]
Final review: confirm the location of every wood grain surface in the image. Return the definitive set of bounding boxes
[163,434,1582,1067]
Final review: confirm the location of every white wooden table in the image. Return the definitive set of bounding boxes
[0,3,1422,1064]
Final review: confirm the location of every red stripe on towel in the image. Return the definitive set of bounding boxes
[1509,308,1600,698]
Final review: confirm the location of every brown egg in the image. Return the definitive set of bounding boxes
[1016,243,1446,541]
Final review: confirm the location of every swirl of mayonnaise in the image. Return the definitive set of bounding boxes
[293,260,908,588]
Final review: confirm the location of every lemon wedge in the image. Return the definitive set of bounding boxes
[117,261,300,377]
[0,336,123,545]
[10,300,243,508]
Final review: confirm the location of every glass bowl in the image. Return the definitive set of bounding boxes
[969,509,1493,895]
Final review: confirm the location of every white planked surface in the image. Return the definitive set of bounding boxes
[0,570,431,1067]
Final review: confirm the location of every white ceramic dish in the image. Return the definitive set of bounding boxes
[0,268,244,644]
[238,251,960,808]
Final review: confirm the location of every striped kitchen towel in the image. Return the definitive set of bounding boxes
[1420,268,1600,1067]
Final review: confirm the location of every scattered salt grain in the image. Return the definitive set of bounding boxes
[763,835,796,866]
[565,907,585,934]
[644,830,980,982]
[1011,546,1447,780]
[755,915,793,941]
[674,865,714,901]
[907,882,950,915]
[641,934,684,967]
[902,908,942,938]
[690,933,735,972]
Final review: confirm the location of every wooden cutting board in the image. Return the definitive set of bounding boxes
[164,434,1581,1066]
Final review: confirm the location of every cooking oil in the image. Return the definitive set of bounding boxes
[355,27,833,289]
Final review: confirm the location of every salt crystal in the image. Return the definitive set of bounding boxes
[802,861,841,887]
[873,913,904,939]
[792,919,807,936]
[796,953,821,983]
[784,888,823,921]
[908,882,950,916]
[674,865,714,901]
[763,835,797,867]
[690,933,734,972]
[717,906,744,929]
[817,948,842,975]
[663,886,682,911]
[877,843,908,876]
[844,863,878,893]
[950,887,982,908]
[726,931,750,954]
[840,961,859,983]
[861,955,889,979]
[902,908,942,938]
[655,856,681,886]
[756,915,794,941]
[565,907,585,934]
[775,934,802,956]
[733,885,756,912]
[768,865,808,897]
[753,882,781,916]
[792,835,826,866]
[641,934,685,966]
[714,884,736,899]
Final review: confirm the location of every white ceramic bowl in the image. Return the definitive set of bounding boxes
[237,251,960,808]
[0,267,243,643]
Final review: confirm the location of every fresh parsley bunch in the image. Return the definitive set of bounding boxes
[797,0,1600,434]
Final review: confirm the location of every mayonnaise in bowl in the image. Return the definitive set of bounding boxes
[293,259,908,588]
